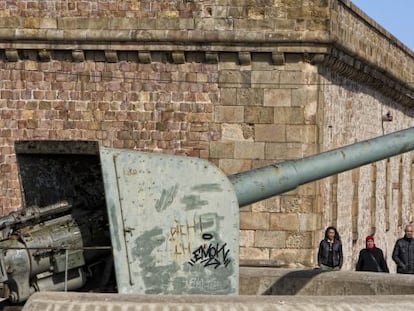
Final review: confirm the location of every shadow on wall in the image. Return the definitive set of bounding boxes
[258,268,414,296]
[263,269,325,295]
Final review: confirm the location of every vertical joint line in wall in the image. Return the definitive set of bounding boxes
[370,163,377,234]
[351,169,359,242]
[332,175,338,227]
[398,157,403,227]
[410,158,414,224]
[385,159,390,232]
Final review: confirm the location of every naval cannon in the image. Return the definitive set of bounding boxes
[0,127,414,307]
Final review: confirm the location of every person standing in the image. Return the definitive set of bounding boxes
[356,235,389,272]
[392,224,414,274]
[317,226,343,271]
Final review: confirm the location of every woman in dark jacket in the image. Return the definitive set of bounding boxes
[356,235,389,272]
[317,226,343,270]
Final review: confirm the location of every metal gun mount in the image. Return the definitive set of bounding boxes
[1,127,414,304]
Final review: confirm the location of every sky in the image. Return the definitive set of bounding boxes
[350,0,414,51]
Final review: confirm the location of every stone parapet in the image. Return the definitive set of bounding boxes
[21,291,414,311]
[0,1,412,107]
[240,267,414,295]
[333,0,414,85]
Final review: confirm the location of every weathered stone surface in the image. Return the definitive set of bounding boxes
[209,141,234,158]
[234,141,265,160]
[240,230,255,247]
[255,230,287,248]
[269,249,314,267]
[240,212,269,230]
[239,247,269,260]
[270,213,299,231]
[254,124,286,142]
[265,142,303,160]
[280,196,314,214]
[264,89,292,107]
[237,88,264,106]
[245,106,273,124]
[219,158,251,175]
[214,106,244,123]
[221,123,253,142]
[252,197,281,213]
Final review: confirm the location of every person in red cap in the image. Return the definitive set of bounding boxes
[356,235,389,272]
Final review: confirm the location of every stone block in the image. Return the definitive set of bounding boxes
[251,71,279,87]
[221,123,253,142]
[220,88,237,106]
[245,107,273,124]
[241,123,254,140]
[286,125,318,143]
[246,6,265,20]
[295,183,317,196]
[270,213,299,231]
[240,230,255,247]
[234,141,265,159]
[239,247,269,260]
[265,142,303,160]
[209,141,234,158]
[252,196,280,213]
[273,18,296,30]
[237,88,263,106]
[273,107,304,124]
[270,248,314,266]
[0,17,20,28]
[155,18,180,30]
[218,70,251,87]
[214,106,244,123]
[264,89,291,107]
[291,86,318,107]
[280,195,314,213]
[234,19,274,31]
[254,124,285,142]
[285,231,313,248]
[302,143,318,157]
[255,230,287,248]
[218,159,251,175]
[240,212,269,230]
[279,71,307,88]
[299,213,319,231]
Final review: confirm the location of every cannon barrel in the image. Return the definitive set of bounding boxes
[229,127,414,207]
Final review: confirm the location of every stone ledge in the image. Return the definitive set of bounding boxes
[21,291,414,311]
[1,47,412,108]
[239,259,285,267]
[314,50,414,107]
[240,267,414,295]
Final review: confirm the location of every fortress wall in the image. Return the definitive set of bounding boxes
[0,0,413,270]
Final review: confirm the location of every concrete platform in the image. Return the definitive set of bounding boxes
[19,268,414,310]
[21,291,414,311]
[240,267,414,295]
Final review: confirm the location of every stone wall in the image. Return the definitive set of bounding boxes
[320,69,414,271]
[217,53,320,267]
[0,0,414,271]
